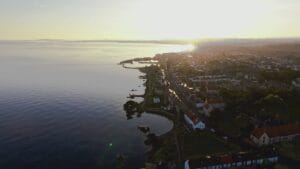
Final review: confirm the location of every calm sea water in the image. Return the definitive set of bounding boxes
[0,41,190,169]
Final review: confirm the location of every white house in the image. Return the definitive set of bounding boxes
[184,112,205,130]
[292,78,300,88]
[251,124,300,146]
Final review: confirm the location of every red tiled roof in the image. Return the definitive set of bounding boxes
[185,112,200,124]
[252,124,300,138]
[219,155,233,164]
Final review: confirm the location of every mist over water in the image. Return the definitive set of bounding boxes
[0,41,190,169]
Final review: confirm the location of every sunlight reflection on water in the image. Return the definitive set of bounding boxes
[0,41,187,169]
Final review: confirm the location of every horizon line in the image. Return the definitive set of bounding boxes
[0,37,300,45]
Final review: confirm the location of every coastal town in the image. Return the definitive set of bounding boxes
[121,42,300,169]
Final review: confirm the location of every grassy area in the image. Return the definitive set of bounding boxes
[148,125,181,162]
[150,128,240,162]
[286,100,300,122]
[274,164,290,169]
[217,120,241,137]
[276,139,300,161]
[151,137,178,162]
[181,131,240,159]
[210,110,242,137]
[139,65,165,109]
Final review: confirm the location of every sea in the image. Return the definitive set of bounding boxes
[0,41,191,169]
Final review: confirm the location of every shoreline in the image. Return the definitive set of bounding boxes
[121,57,186,164]
[120,58,179,157]
[120,56,242,168]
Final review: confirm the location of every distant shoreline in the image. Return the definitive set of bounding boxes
[0,39,194,45]
[1,38,300,46]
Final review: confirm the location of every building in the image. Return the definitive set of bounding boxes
[142,162,176,169]
[153,97,161,104]
[206,98,225,110]
[250,124,300,146]
[202,104,214,117]
[195,102,205,108]
[141,163,156,169]
[201,99,225,117]
[292,78,300,88]
[184,112,205,130]
[184,150,278,169]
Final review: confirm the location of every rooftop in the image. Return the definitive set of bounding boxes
[188,150,278,169]
[185,111,201,125]
[252,124,300,138]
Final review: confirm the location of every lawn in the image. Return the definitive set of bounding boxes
[276,139,300,161]
[150,128,240,162]
[217,120,241,137]
[286,101,300,122]
[181,131,240,159]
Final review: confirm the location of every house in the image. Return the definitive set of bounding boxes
[292,78,300,88]
[202,104,214,117]
[188,94,204,108]
[206,98,225,110]
[184,112,205,130]
[142,162,176,169]
[250,124,300,146]
[195,102,205,109]
[201,99,225,117]
[184,150,278,169]
[141,163,156,169]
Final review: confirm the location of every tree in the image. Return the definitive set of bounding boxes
[256,94,287,121]
[234,113,254,135]
[235,113,252,130]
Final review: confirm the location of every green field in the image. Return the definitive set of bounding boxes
[276,139,300,161]
[150,129,240,162]
[182,131,240,159]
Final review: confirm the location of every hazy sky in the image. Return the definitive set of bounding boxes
[1,0,299,40]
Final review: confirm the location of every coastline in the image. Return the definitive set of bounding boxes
[120,58,178,155]
[124,42,300,169]
[120,55,241,168]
